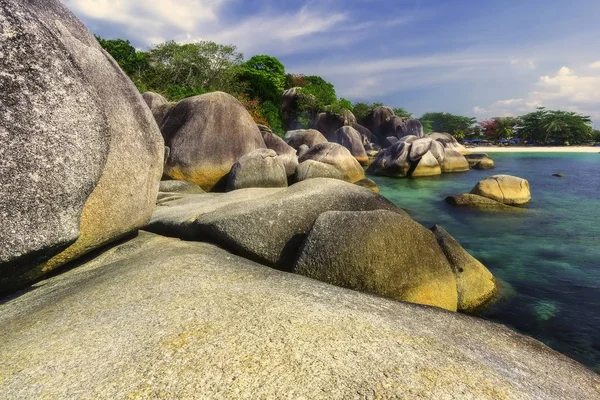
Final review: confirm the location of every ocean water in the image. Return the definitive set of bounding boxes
[371,152,600,372]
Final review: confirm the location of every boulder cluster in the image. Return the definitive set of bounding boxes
[1,1,597,398]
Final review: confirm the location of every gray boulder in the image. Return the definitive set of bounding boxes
[295,210,458,311]
[283,129,327,149]
[411,151,442,177]
[1,232,598,399]
[409,137,434,161]
[142,92,175,128]
[159,180,205,194]
[260,129,298,176]
[439,149,470,172]
[367,141,412,177]
[295,160,348,182]
[298,143,365,183]
[146,178,399,270]
[465,154,496,170]
[161,92,266,191]
[431,225,498,312]
[0,0,164,293]
[430,132,469,153]
[327,126,369,165]
[354,178,379,193]
[471,175,531,205]
[296,144,310,158]
[226,149,288,191]
[445,194,521,211]
[361,106,395,140]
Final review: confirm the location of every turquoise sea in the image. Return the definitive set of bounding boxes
[371,152,600,372]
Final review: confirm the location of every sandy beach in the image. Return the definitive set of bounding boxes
[468,146,600,153]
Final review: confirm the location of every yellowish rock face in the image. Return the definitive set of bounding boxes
[471,175,531,205]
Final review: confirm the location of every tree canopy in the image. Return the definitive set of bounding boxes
[419,112,477,139]
[518,108,592,144]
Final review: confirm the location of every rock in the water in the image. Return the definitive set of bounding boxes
[440,149,470,172]
[0,0,164,293]
[471,175,531,205]
[430,132,469,154]
[553,173,565,178]
[1,232,597,399]
[146,178,399,270]
[295,210,458,311]
[367,141,413,177]
[327,126,369,165]
[445,194,521,210]
[161,92,266,191]
[260,130,298,176]
[409,137,434,161]
[227,149,288,191]
[283,129,327,149]
[412,151,442,177]
[298,143,365,183]
[354,178,379,193]
[431,225,497,312]
[295,160,348,182]
[159,180,205,194]
[465,153,495,169]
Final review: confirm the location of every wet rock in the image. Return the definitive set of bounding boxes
[470,175,531,205]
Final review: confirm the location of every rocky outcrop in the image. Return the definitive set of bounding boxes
[465,153,495,170]
[283,129,327,149]
[161,92,266,191]
[159,180,205,194]
[431,225,497,312]
[471,175,531,205]
[226,149,288,191]
[2,232,598,399]
[430,132,469,154]
[146,178,398,270]
[354,178,379,193]
[259,128,298,176]
[313,111,356,137]
[295,210,458,311]
[361,106,395,139]
[142,91,174,128]
[445,194,519,210]
[298,143,365,183]
[439,149,471,172]
[368,140,442,178]
[0,0,164,293]
[295,160,348,182]
[326,126,369,165]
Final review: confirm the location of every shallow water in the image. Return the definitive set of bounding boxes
[371,152,600,372]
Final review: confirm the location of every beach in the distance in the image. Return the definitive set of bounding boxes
[470,146,600,153]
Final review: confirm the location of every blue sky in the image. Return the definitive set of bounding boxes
[63,0,600,125]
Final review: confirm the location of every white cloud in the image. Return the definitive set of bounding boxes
[589,60,600,69]
[474,65,600,120]
[510,57,536,69]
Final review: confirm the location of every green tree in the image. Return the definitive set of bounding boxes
[96,36,148,89]
[419,112,476,137]
[239,55,286,104]
[298,76,337,111]
[592,129,600,142]
[393,107,412,119]
[518,108,592,144]
[352,102,384,122]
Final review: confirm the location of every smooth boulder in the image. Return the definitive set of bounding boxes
[431,225,498,312]
[159,180,205,194]
[2,232,598,399]
[471,175,531,205]
[327,126,369,165]
[142,91,174,128]
[161,92,266,191]
[294,210,458,311]
[283,129,327,149]
[430,132,469,154]
[226,149,288,191]
[146,178,399,270]
[313,111,355,137]
[465,153,495,169]
[0,0,164,293]
[445,194,520,211]
[367,141,413,177]
[295,160,348,182]
[298,143,365,183]
[439,148,470,172]
[260,129,298,176]
[411,151,442,177]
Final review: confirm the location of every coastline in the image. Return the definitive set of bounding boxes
[468,146,600,153]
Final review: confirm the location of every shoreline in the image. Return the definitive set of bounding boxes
[467,146,599,153]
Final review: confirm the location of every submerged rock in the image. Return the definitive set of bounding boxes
[161,92,266,191]
[294,210,458,311]
[226,149,288,191]
[431,225,498,312]
[471,175,531,205]
[445,194,519,210]
[0,0,164,293]
[2,232,597,399]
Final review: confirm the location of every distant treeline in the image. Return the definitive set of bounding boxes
[97,37,599,144]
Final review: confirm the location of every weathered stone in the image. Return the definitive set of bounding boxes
[261,130,298,176]
[295,210,458,311]
[313,111,355,137]
[283,129,327,149]
[412,151,442,177]
[0,0,164,293]
[471,175,531,205]
[327,126,369,165]
[146,178,399,270]
[142,92,175,128]
[159,180,205,194]
[431,225,498,312]
[295,160,348,182]
[296,144,310,158]
[354,178,379,193]
[161,92,266,191]
[350,122,374,144]
[226,149,288,191]
[2,232,598,399]
[367,141,412,177]
[445,194,520,210]
[361,106,395,140]
[409,137,434,161]
[430,132,469,154]
[280,87,317,131]
[465,153,495,169]
[298,143,365,183]
[440,148,470,173]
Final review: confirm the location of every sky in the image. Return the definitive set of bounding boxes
[62,0,600,125]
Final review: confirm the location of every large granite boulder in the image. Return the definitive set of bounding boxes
[431,225,498,312]
[226,149,288,191]
[350,122,375,144]
[439,148,470,172]
[159,180,205,194]
[1,232,598,399]
[146,178,399,270]
[161,92,266,191]
[361,106,395,139]
[327,126,369,165]
[142,91,174,128]
[0,0,164,294]
[465,153,495,170]
[298,143,365,183]
[259,128,298,176]
[283,129,327,149]
[367,141,413,177]
[445,194,520,210]
[430,132,469,154]
[295,210,458,311]
[411,151,442,177]
[313,111,354,137]
[471,175,531,205]
[295,160,348,182]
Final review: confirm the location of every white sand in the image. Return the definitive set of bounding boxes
[467,146,600,153]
